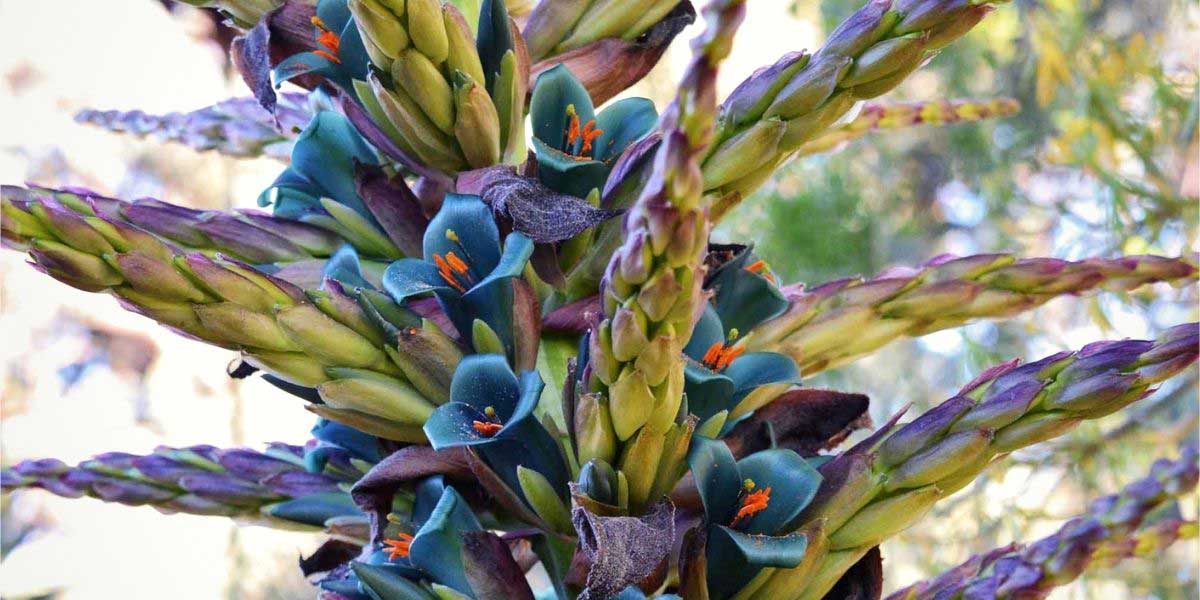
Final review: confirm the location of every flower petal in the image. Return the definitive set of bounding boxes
[735,449,822,535]
[723,352,801,400]
[383,258,458,302]
[708,245,789,335]
[686,436,740,527]
[423,194,501,276]
[682,304,726,360]
[409,486,482,594]
[532,137,609,199]
[593,97,658,163]
[529,64,595,150]
[683,362,737,424]
[447,354,521,415]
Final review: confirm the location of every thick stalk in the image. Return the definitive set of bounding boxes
[752,324,1199,599]
[746,253,1197,375]
[2,443,366,531]
[581,0,745,513]
[886,443,1199,600]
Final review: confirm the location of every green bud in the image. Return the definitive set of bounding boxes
[443,5,487,89]
[841,33,927,88]
[610,305,649,361]
[451,72,502,168]
[638,267,686,324]
[353,79,423,160]
[523,0,589,60]
[30,202,113,255]
[385,320,462,402]
[589,323,620,386]
[884,429,992,492]
[470,318,506,355]
[618,426,666,510]
[406,0,449,63]
[276,304,392,370]
[193,302,301,352]
[609,367,655,441]
[778,92,858,151]
[308,403,429,443]
[112,286,213,342]
[308,289,387,348]
[830,485,942,550]
[318,199,403,259]
[992,412,1082,453]
[349,0,409,66]
[577,458,618,504]
[575,392,618,466]
[2,201,51,240]
[494,51,527,164]
[633,335,678,387]
[696,411,728,439]
[212,256,298,307]
[649,417,696,500]
[243,350,330,387]
[370,75,465,172]
[643,361,684,434]
[113,252,208,303]
[517,466,573,534]
[763,56,851,120]
[30,239,123,289]
[177,255,274,312]
[703,119,787,189]
[318,369,433,424]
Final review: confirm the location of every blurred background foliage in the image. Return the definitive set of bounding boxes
[0,0,1195,598]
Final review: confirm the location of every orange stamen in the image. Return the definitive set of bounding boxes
[745,259,777,284]
[701,340,744,371]
[472,421,504,436]
[702,342,724,367]
[310,16,342,64]
[729,486,771,527]
[580,120,604,156]
[383,533,414,560]
[433,253,468,293]
[715,345,746,370]
[445,251,469,274]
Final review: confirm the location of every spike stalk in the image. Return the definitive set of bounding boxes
[582,0,745,513]
[749,324,1200,599]
[886,443,1199,600]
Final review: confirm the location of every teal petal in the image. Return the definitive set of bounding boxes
[323,244,372,289]
[706,526,808,599]
[592,97,658,162]
[291,111,380,219]
[683,305,727,360]
[686,436,740,527]
[382,258,458,302]
[723,352,800,400]
[274,52,342,87]
[448,354,521,414]
[683,362,737,424]
[352,563,437,600]
[475,0,513,90]
[530,64,595,150]
[409,487,482,594]
[423,194,501,277]
[316,0,352,30]
[470,232,534,291]
[734,449,822,535]
[532,137,609,199]
[423,401,497,449]
[413,475,448,528]
[264,492,360,526]
[710,246,789,335]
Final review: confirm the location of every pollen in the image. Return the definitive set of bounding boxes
[700,337,746,371]
[729,484,772,527]
[383,533,414,560]
[433,252,470,293]
[310,16,342,64]
[564,104,603,160]
[472,406,503,437]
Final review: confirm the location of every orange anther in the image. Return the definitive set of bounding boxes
[383,533,414,560]
[472,421,504,437]
[729,486,771,527]
[715,345,746,370]
[702,342,725,367]
[433,254,467,293]
[310,16,342,64]
[580,120,604,156]
[445,251,469,274]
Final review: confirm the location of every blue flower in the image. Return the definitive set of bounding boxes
[422,355,569,504]
[529,64,657,199]
[273,0,371,97]
[683,304,800,433]
[687,437,823,600]
[382,195,533,354]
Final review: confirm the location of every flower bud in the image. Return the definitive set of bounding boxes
[349,0,409,67]
[443,5,487,88]
[702,119,787,190]
[405,0,449,64]
[193,302,300,352]
[878,396,974,467]
[830,484,942,550]
[452,72,502,168]
[884,429,992,492]
[575,392,618,466]
[618,426,666,509]
[992,413,1082,453]
[385,319,462,402]
[764,56,853,120]
[610,305,650,361]
[577,458,619,505]
[114,252,208,303]
[609,367,655,441]
[517,465,573,534]
[276,304,393,370]
[318,368,434,424]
